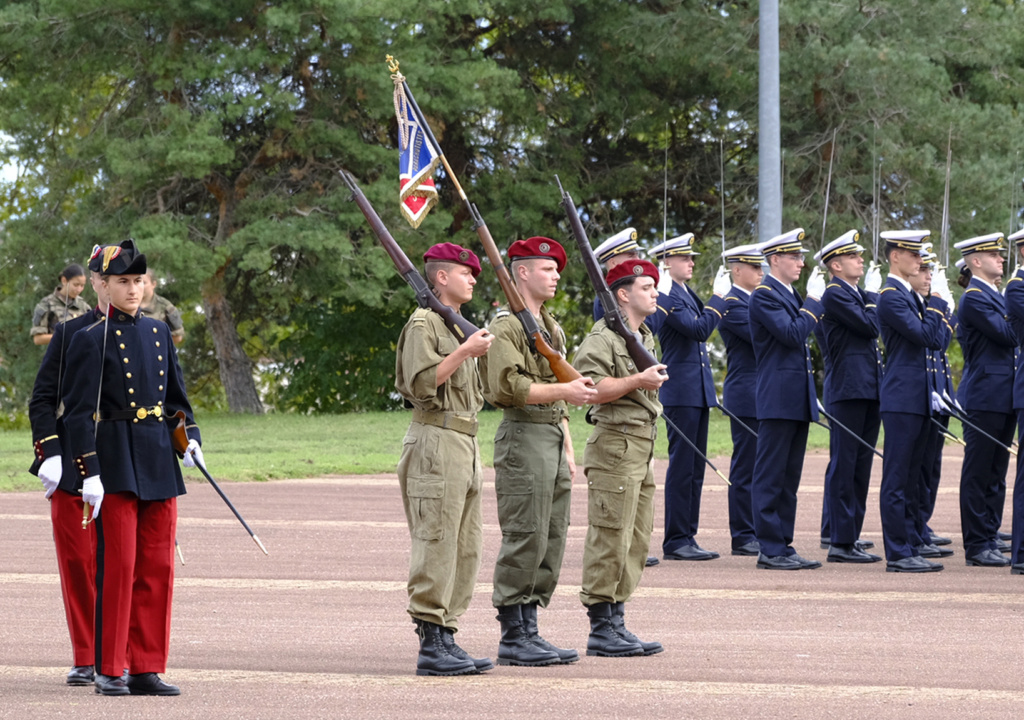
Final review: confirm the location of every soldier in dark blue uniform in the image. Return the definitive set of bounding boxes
[28,248,112,686]
[954,233,1015,568]
[647,234,729,561]
[814,231,883,563]
[876,230,949,573]
[1004,228,1024,575]
[748,228,825,570]
[717,243,765,557]
[62,239,201,696]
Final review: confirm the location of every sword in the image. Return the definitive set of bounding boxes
[661,413,730,486]
[715,401,758,439]
[816,400,883,460]
[934,392,1016,457]
[930,417,965,447]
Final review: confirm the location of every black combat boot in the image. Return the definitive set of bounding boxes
[521,602,579,663]
[586,602,643,657]
[495,605,561,666]
[440,626,494,672]
[611,602,663,655]
[414,619,477,676]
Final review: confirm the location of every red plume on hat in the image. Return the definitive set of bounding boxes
[507,236,567,273]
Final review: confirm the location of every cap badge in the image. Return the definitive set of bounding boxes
[459,250,469,261]
[633,265,643,275]
[539,242,550,253]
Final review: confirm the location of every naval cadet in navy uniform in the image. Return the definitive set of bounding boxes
[954,233,1015,568]
[813,231,883,563]
[717,243,765,557]
[648,233,730,561]
[1004,228,1024,575]
[748,228,825,570]
[62,239,202,695]
[876,230,950,573]
[592,228,643,322]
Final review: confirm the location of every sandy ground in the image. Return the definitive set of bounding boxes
[2,446,1023,720]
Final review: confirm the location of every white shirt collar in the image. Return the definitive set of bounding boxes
[731,285,752,297]
[888,274,912,292]
[974,276,1000,294]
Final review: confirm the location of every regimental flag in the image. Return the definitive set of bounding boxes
[394,72,439,229]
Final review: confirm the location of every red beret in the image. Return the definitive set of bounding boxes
[507,236,567,273]
[423,242,482,278]
[606,259,660,288]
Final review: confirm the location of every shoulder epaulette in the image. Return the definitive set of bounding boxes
[1008,277,1023,284]
[755,284,771,291]
[826,282,841,289]
[964,288,982,294]
[725,296,741,302]
[879,287,896,294]
[493,309,512,320]
[656,306,668,315]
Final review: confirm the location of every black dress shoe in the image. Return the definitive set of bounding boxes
[790,553,822,569]
[827,544,881,564]
[664,545,718,561]
[756,553,803,570]
[67,665,95,685]
[928,534,952,546]
[998,531,1012,541]
[692,543,721,559]
[731,540,760,556]
[856,539,875,550]
[819,537,831,550]
[966,549,1010,567]
[645,556,659,567]
[126,672,181,696]
[1012,564,1024,575]
[996,540,1011,553]
[94,674,130,696]
[886,556,943,573]
[915,543,953,558]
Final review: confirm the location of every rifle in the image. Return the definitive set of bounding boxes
[340,170,479,343]
[555,175,661,372]
[386,57,581,382]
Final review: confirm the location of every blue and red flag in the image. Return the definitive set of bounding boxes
[394,76,439,229]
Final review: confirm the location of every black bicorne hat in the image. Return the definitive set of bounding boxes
[88,239,147,276]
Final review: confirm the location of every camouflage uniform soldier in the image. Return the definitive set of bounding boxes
[574,259,667,658]
[480,236,596,667]
[395,243,494,676]
[31,264,91,345]
[141,271,185,344]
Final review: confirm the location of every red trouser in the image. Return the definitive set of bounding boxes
[51,489,96,666]
[94,493,177,677]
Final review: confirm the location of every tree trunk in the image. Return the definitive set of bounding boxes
[202,271,264,414]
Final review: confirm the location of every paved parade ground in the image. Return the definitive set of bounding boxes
[3,447,1024,719]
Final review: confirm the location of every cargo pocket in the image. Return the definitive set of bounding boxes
[587,473,627,530]
[495,472,536,533]
[406,475,445,541]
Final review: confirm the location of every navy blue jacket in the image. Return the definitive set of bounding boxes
[719,286,757,418]
[958,277,1017,414]
[748,274,823,422]
[62,307,200,501]
[1004,268,1024,411]
[820,279,883,403]
[929,307,958,403]
[652,281,726,408]
[877,278,949,416]
[28,306,105,491]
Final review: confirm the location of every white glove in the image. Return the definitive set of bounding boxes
[930,391,949,415]
[864,262,882,293]
[82,475,104,520]
[930,270,950,301]
[806,267,826,300]
[39,455,62,499]
[183,439,205,469]
[712,265,731,297]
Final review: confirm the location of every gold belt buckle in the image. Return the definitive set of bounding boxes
[136,406,163,420]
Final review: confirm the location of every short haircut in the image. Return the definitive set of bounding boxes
[424,260,458,289]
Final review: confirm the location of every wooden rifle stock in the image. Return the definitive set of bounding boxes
[465,203,582,383]
[340,170,479,343]
[555,176,661,372]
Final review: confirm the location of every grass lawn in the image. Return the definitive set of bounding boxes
[2,408,854,492]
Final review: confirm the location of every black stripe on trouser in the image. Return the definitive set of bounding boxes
[93,511,105,673]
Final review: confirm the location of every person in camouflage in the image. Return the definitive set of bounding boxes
[31,264,91,346]
[141,270,185,344]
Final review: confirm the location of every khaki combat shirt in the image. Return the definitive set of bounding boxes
[395,307,483,414]
[30,289,91,337]
[573,319,662,425]
[480,305,568,415]
[141,293,185,340]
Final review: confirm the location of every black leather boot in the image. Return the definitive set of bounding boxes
[440,626,494,672]
[611,602,663,655]
[586,602,643,657]
[495,605,560,666]
[414,619,477,676]
[521,603,579,663]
